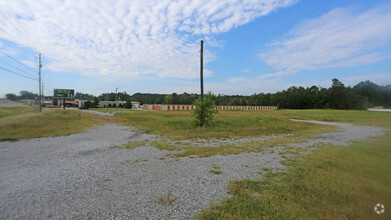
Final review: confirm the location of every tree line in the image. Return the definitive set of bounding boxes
[6,79,391,109]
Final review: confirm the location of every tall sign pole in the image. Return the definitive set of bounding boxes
[38,53,42,112]
[200,40,204,102]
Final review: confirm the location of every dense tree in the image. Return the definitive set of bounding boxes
[125,98,133,109]
[19,91,37,99]
[91,97,99,108]
[74,92,94,100]
[6,79,389,110]
[5,93,17,100]
[353,80,391,108]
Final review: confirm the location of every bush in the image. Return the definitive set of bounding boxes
[192,92,218,127]
[125,98,133,109]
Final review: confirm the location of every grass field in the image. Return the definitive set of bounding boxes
[1,106,390,218]
[0,106,99,140]
[199,130,391,219]
[115,110,332,139]
[197,109,391,219]
[114,109,391,218]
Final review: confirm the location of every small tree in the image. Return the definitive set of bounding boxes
[125,98,133,109]
[53,99,58,106]
[192,92,218,127]
[92,97,99,108]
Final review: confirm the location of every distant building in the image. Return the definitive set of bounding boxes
[98,101,140,109]
[98,101,126,108]
[58,100,76,108]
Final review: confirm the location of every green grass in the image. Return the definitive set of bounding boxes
[276,109,391,127]
[115,109,391,158]
[115,110,331,139]
[209,165,223,175]
[0,106,98,140]
[199,111,391,219]
[209,169,223,175]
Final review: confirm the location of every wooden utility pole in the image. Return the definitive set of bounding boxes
[200,40,204,102]
[115,87,119,108]
[38,53,42,112]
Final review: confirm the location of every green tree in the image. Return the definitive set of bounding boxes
[192,92,218,127]
[92,97,99,108]
[6,93,17,100]
[125,98,133,109]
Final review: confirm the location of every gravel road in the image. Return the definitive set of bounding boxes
[0,120,386,219]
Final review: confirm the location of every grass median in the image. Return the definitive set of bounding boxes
[0,106,99,140]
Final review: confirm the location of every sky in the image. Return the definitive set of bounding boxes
[1,0,391,98]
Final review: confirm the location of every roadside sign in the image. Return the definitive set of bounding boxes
[54,89,74,98]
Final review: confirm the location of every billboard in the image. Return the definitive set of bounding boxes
[54,89,74,98]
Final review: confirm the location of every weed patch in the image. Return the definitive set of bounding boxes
[157,191,178,205]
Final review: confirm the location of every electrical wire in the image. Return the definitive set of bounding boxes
[0,59,37,77]
[0,50,38,74]
[0,66,38,81]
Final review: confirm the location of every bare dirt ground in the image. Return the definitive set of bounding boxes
[0,112,387,219]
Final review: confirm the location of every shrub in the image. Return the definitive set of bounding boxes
[192,92,218,127]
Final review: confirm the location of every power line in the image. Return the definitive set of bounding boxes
[0,50,38,74]
[0,66,38,81]
[0,59,36,77]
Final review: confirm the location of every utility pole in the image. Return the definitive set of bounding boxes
[38,53,42,112]
[115,87,119,108]
[42,82,44,103]
[200,40,204,102]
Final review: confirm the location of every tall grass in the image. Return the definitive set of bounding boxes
[0,106,98,140]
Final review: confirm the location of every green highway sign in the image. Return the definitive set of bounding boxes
[54,89,74,98]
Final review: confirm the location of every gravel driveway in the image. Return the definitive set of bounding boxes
[0,120,386,219]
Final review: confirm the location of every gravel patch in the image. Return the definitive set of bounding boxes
[0,120,387,219]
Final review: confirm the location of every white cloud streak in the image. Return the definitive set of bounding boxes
[259,4,391,79]
[0,0,296,79]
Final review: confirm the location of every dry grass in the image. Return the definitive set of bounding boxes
[200,131,391,219]
[0,106,99,140]
[199,110,391,219]
[168,126,333,158]
[157,191,178,205]
[115,110,331,139]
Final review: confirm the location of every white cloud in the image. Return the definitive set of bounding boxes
[241,68,250,73]
[228,77,247,83]
[0,0,296,80]
[259,4,391,79]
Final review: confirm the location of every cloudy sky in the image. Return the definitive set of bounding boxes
[1,0,390,97]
